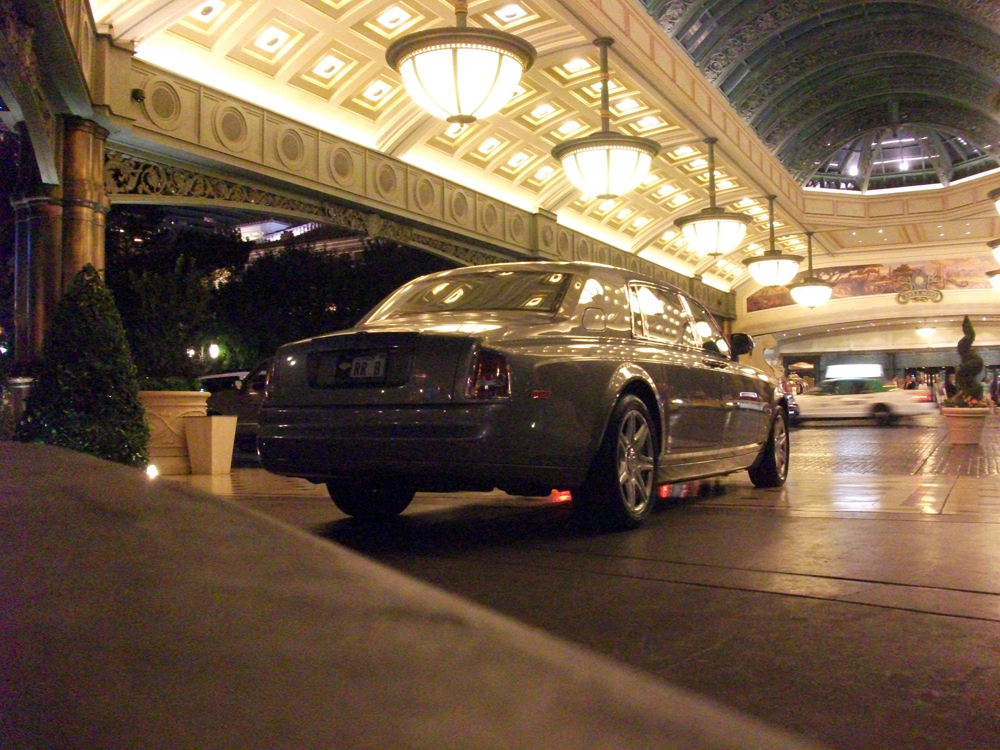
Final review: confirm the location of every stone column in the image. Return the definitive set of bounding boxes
[12,192,63,363]
[61,117,109,288]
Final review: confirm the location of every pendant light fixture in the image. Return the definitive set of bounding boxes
[551,38,660,199]
[989,187,1000,217]
[742,195,802,286]
[385,0,536,124]
[987,269,1000,291]
[988,238,1000,264]
[788,232,834,307]
[984,240,1000,291]
[673,137,751,257]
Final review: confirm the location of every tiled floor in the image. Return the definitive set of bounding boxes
[167,411,1000,518]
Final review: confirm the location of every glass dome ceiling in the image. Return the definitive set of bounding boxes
[805,125,1000,192]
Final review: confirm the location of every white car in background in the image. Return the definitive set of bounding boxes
[792,378,936,426]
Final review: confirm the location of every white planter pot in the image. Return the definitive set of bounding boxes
[941,407,990,445]
[184,415,238,475]
[139,391,210,474]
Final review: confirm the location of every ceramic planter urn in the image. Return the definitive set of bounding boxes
[138,391,210,474]
[941,407,990,445]
[184,415,238,475]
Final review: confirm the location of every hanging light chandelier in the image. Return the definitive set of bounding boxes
[989,188,1000,217]
[385,0,536,124]
[551,38,660,199]
[673,137,751,257]
[984,240,1000,291]
[788,232,834,307]
[742,195,802,286]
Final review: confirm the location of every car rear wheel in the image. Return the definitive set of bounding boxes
[575,395,657,531]
[748,408,789,488]
[326,480,415,520]
[872,403,895,426]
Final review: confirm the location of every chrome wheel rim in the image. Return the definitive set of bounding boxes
[616,409,655,514]
[773,414,789,479]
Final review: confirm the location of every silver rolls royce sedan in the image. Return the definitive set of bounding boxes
[258,262,792,531]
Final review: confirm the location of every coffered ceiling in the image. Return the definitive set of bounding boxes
[77,0,1000,297]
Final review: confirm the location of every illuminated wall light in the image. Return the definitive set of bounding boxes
[254,26,290,53]
[377,7,412,29]
[558,120,581,134]
[673,146,694,157]
[590,80,621,94]
[716,179,734,190]
[564,58,590,73]
[495,3,528,22]
[533,165,555,180]
[530,103,555,118]
[507,152,530,168]
[478,137,502,154]
[313,55,346,79]
[362,81,393,101]
[689,158,707,169]
[655,184,675,197]
[636,116,661,129]
[190,0,225,22]
[616,98,639,112]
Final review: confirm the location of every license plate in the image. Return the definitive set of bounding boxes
[338,352,386,382]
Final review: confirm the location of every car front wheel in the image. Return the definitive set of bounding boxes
[748,408,789,488]
[326,479,415,520]
[575,394,657,531]
[872,403,895,426]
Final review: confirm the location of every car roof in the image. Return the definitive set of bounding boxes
[404,260,675,294]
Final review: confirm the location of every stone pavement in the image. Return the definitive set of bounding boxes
[1,441,822,750]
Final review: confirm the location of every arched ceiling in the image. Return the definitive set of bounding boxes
[18,0,1000,305]
[648,0,1000,187]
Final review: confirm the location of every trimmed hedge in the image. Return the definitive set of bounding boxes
[16,264,149,466]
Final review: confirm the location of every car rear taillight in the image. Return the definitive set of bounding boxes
[467,349,510,400]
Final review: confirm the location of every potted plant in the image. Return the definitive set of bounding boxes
[15,264,149,466]
[940,315,991,445]
[115,262,215,474]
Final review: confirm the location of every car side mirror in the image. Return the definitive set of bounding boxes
[730,332,754,359]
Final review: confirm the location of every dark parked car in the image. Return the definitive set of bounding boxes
[206,358,272,457]
[258,262,792,530]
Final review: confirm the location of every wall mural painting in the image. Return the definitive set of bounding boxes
[746,258,995,312]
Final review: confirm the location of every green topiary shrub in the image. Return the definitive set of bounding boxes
[944,315,988,408]
[16,264,149,466]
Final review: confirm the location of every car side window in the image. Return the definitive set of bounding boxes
[629,284,686,345]
[680,297,731,358]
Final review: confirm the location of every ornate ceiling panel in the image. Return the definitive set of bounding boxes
[23,0,991,300]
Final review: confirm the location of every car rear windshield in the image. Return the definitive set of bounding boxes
[370,271,574,318]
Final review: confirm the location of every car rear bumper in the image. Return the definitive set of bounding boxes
[257,404,591,491]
